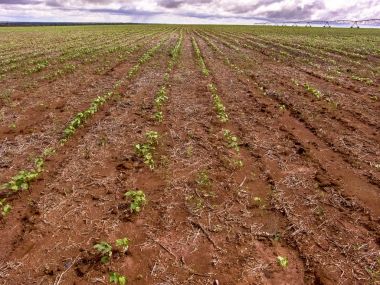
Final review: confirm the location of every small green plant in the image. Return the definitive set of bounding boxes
[154,86,168,109]
[279,104,286,111]
[125,190,146,213]
[153,111,163,122]
[94,242,113,264]
[223,129,239,151]
[304,83,322,99]
[208,84,228,123]
[34,157,44,173]
[134,143,154,168]
[135,131,159,169]
[0,199,11,217]
[229,158,243,169]
[276,256,289,268]
[116,237,130,253]
[109,272,127,285]
[43,147,56,157]
[146,131,158,145]
[196,171,211,187]
[251,196,264,208]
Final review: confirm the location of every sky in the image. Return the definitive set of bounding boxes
[0,0,379,24]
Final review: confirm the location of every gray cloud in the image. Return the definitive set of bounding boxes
[0,0,41,4]
[262,1,326,21]
[0,0,378,23]
[158,0,213,9]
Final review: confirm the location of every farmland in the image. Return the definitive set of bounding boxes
[0,24,379,284]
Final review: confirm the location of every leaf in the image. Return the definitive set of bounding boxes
[119,276,127,285]
[100,255,110,264]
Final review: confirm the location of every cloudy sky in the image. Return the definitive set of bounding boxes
[0,0,379,24]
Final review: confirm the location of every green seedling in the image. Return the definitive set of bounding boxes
[223,129,239,151]
[154,86,168,109]
[135,131,159,169]
[109,272,127,285]
[34,157,44,173]
[277,256,289,268]
[196,171,211,187]
[134,143,154,168]
[146,131,158,145]
[125,190,146,213]
[0,199,11,217]
[304,83,322,99]
[116,237,130,253]
[229,158,244,169]
[153,111,163,122]
[208,84,228,123]
[251,196,264,208]
[94,242,112,264]
[43,147,56,157]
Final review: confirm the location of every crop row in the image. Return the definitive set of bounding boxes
[0,38,168,217]
[197,32,379,178]
[191,36,243,168]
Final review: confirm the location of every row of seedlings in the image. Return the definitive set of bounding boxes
[0,37,169,217]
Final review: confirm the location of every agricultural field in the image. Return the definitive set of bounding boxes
[0,24,379,284]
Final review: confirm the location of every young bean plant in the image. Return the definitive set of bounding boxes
[223,129,240,151]
[109,272,127,285]
[94,241,113,264]
[304,83,323,99]
[0,199,11,217]
[208,83,228,123]
[125,190,146,213]
[134,131,159,169]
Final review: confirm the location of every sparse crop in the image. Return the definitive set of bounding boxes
[128,41,164,78]
[192,37,209,76]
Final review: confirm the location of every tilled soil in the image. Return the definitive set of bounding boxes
[0,27,379,285]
